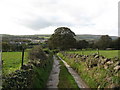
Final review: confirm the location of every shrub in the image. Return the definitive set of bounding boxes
[28,46,47,60]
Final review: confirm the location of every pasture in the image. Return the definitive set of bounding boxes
[67,50,120,58]
[2,52,29,75]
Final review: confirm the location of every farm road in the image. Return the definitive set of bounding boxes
[47,55,89,89]
[47,55,60,88]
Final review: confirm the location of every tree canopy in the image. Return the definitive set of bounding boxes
[75,40,89,49]
[48,27,76,50]
[95,35,112,49]
[111,37,120,50]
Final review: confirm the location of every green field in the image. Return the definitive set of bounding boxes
[2,52,29,75]
[67,50,119,58]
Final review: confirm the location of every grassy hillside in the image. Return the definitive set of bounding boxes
[1,34,118,41]
[75,34,118,41]
[1,34,50,41]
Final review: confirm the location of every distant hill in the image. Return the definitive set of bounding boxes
[1,34,118,41]
[1,34,51,41]
[75,34,118,41]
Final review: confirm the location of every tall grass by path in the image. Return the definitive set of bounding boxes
[67,50,119,58]
[58,60,79,88]
[2,51,29,75]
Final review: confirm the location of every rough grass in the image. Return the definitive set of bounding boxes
[67,50,119,58]
[57,53,120,88]
[58,60,79,88]
[58,53,97,88]
[2,51,29,75]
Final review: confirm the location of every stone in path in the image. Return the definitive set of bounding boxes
[47,56,60,88]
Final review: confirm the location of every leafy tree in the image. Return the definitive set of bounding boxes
[95,35,112,49]
[76,40,89,49]
[10,44,24,51]
[111,37,120,50]
[2,42,10,52]
[48,27,76,50]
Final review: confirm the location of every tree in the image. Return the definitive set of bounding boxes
[95,35,112,49]
[48,27,76,50]
[2,42,10,52]
[111,37,120,50]
[75,40,89,49]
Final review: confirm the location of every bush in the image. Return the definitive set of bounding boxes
[28,46,47,60]
[43,48,50,54]
[51,49,60,54]
[2,69,34,89]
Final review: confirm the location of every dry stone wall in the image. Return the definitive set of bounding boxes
[61,52,120,88]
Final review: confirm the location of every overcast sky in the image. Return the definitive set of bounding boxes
[0,0,119,36]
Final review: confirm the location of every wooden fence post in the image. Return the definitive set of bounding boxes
[81,49,83,55]
[21,48,24,68]
[97,48,99,56]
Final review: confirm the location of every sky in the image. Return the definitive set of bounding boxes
[0,0,119,36]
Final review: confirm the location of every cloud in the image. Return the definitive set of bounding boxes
[0,0,119,36]
[19,16,74,30]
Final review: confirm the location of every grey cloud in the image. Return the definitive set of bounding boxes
[25,18,52,30]
[22,17,73,30]
[18,0,98,30]
[21,16,95,30]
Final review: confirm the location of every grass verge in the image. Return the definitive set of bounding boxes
[58,58,79,88]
